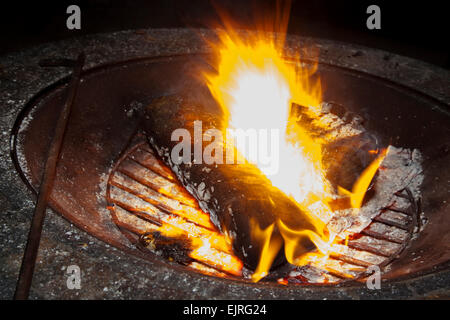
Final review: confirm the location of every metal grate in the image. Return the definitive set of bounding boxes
[106,138,419,284]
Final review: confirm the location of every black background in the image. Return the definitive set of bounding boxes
[0,0,448,69]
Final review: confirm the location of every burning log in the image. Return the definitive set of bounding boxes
[292,101,379,193]
[141,94,322,271]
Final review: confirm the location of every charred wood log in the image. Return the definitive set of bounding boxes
[141,94,320,270]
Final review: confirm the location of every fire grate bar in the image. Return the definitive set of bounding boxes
[106,139,419,284]
[346,242,391,258]
[373,216,410,231]
[360,229,405,244]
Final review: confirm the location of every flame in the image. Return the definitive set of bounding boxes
[250,220,283,282]
[338,148,387,209]
[202,13,387,281]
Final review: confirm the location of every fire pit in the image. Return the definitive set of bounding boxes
[106,135,420,284]
[1,28,449,298]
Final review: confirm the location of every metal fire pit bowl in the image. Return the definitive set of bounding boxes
[1,29,449,299]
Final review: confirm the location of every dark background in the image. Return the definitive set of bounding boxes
[0,0,448,69]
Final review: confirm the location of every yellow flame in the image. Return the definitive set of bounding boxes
[250,220,283,282]
[277,219,329,264]
[204,30,332,203]
[338,148,387,209]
